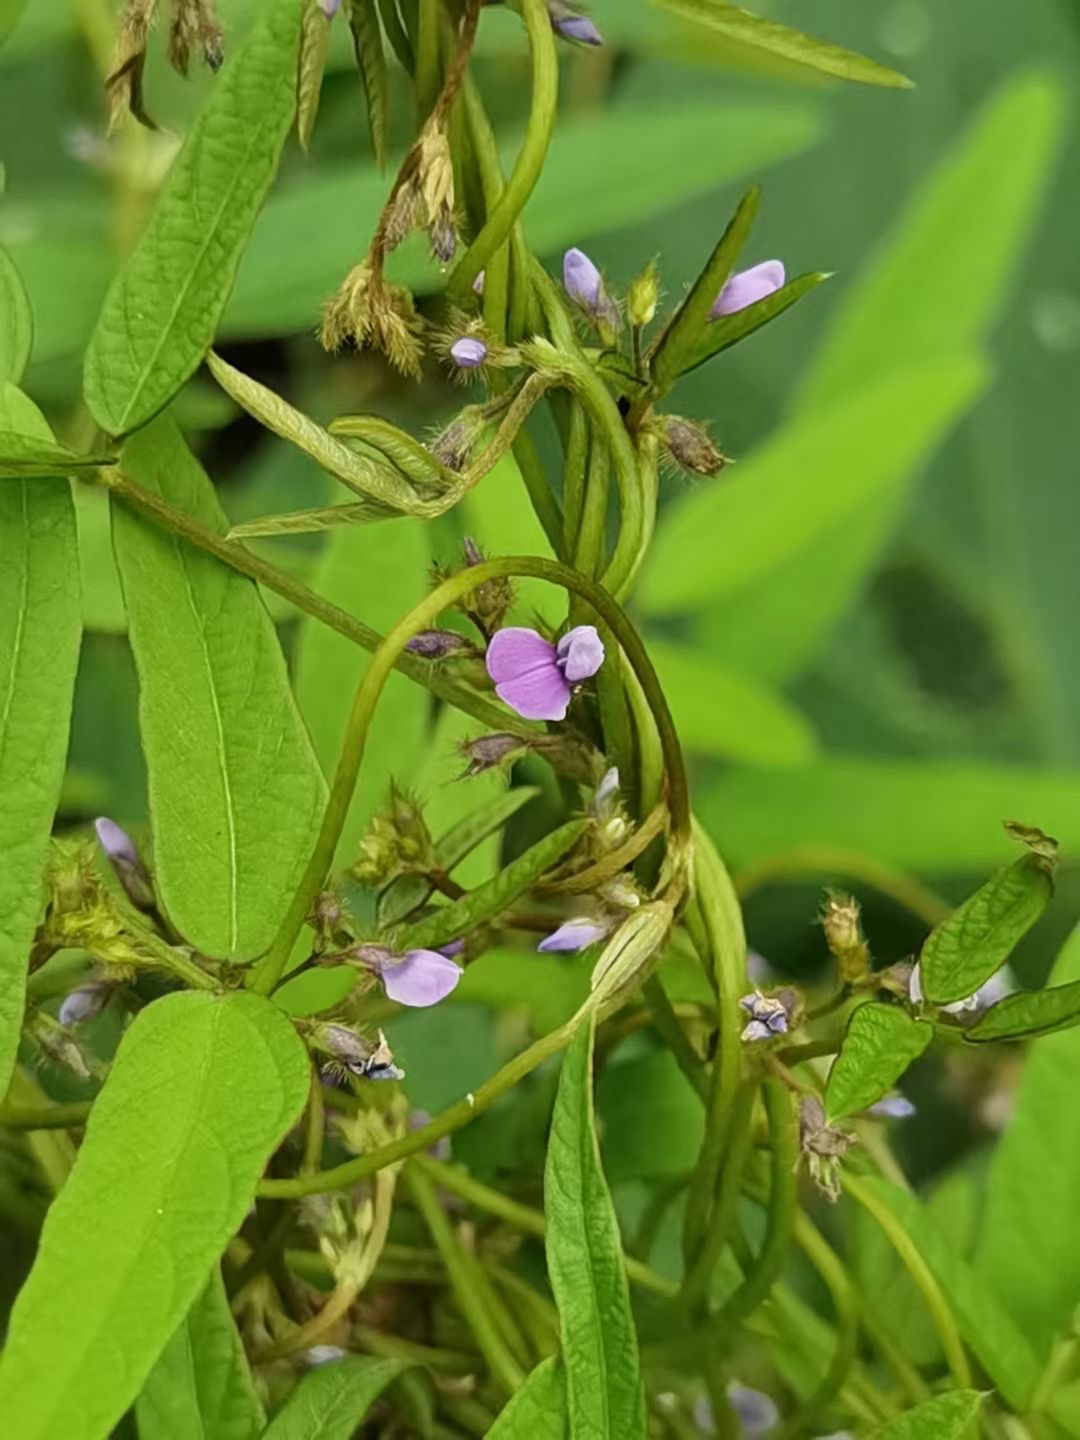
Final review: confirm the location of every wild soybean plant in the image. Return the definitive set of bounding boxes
[0,0,1074,1437]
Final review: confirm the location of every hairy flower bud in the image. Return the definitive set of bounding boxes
[457,732,526,778]
[406,629,475,659]
[626,260,659,328]
[430,413,484,472]
[457,538,515,635]
[799,1095,855,1203]
[661,416,727,477]
[820,891,870,983]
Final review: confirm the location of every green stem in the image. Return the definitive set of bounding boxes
[561,400,589,551]
[448,0,558,299]
[843,1171,972,1389]
[680,1079,756,1311]
[415,0,442,118]
[574,434,610,579]
[250,555,690,995]
[0,1100,94,1130]
[644,975,707,1102]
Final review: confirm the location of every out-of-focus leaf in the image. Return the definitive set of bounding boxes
[0,0,28,45]
[546,1022,646,1440]
[486,1357,566,1439]
[113,417,326,959]
[260,1357,409,1440]
[0,991,310,1440]
[598,1049,704,1182]
[452,948,589,1032]
[920,848,1055,1005]
[297,0,331,153]
[967,978,1080,1042]
[136,1268,264,1440]
[700,759,1080,873]
[0,432,113,476]
[295,518,428,867]
[74,485,127,632]
[640,358,986,617]
[653,0,910,88]
[825,1004,932,1121]
[976,931,1080,1354]
[871,1391,983,1439]
[83,0,302,435]
[414,706,504,888]
[646,637,816,765]
[465,452,558,626]
[0,384,81,1099]
[346,0,389,170]
[225,99,823,336]
[0,245,31,380]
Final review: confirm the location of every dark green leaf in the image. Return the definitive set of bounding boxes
[261,1356,409,1440]
[347,0,389,170]
[825,1004,932,1122]
[0,431,114,477]
[871,1391,984,1439]
[83,0,303,436]
[598,1049,704,1182]
[486,1357,567,1439]
[653,0,910,88]
[0,245,32,381]
[968,978,1080,1042]
[112,417,326,960]
[0,991,310,1440]
[0,383,81,1098]
[391,819,588,952]
[136,1267,264,1440]
[545,1022,646,1440]
[920,851,1054,1006]
[679,271,829,377]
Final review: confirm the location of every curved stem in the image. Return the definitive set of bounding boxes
[680,1079,756,1311]
[448,0,558,299]
[735,845,951,928]
[250,555,690,995]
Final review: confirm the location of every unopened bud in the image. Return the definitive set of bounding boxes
[94,817,155,910]
[406,629,474,660]
[627,260,659,328]
[547,2,603,45]
[430,416,481,472]
[799,1095,855,1203]
[459,538,515,634]
[821,892,869,982]
[457,732,525,778]
[58,981,112,1028]
[661,416,727,477]
[590,901,674,1009]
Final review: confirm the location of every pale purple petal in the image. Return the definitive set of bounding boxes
[741,1019,774,1043]
[973,966,1016,1011]
[450,336,487,368]
[711,260,786,318]
[538,917,609,952]
[382,949,463,1007]
[563,248,603,310]
[728,1381,780,1435]
[317,0,340,15]
[556,625,604,682]
[305,1345,347,1366]
[440,939,466,958]
[486,627,570,721]
[59,982,110,1028]
[554,14,603,44]
[868,1093,916,1120]
[94,817,138,866]
[485,627,556,681]
[472,270,485,295]
[595,767,619,806]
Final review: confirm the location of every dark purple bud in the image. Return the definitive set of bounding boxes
[457,732,525,777]
[58,982,111,1028]
[553,13,603,44]
[450,336,487,369]
[429,216,457,264]
[406,629,474,659]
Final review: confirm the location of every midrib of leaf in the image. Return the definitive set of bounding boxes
[175,536,240,954]
[0,483,30,773]
[115,97,279,435]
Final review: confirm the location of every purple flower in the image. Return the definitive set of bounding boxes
[538,917,610,953]
[450,336,487,369]
[867,1092,916,1121]
[317,0,340,15]
[563,248,604,311]
[553,14,603,44]
[485,625,605,721]
[711,260,786,318]
[58,982,111,1028]
[361,947,463,1007]
[728,1382,780,1435]
[739,990,789,1041]
[94,816,154,909]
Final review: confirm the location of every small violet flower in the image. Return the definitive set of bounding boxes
[450,336,487,369]
[355,944,463,1007]
[538,917,610,953]
[486,624,605,721]
[58,982,111,1029]
[711,260,786,319]
[94,815,154,909]
[563,247,606,313]
[692,1385,779,1437]
[553,13,603,45]
[909,961,1015,1015]
[867,1092,916,1121]
[739,990,789,1042]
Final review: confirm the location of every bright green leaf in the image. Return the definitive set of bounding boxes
[0,245,32,381]
[0,991,310,1440]
[680,271,830,376]
[112,417,326,959]
[871,1390,983,1439]
[0,383,81,1099]
[0,431,113,477]
[83,0,303,436]
[136,1267,265,1440]
[545,1022,646,1440]
[654,0,910,89]
[486,1357,567,1439]
[640,358,987,617]
[825,1004,932,1122]
[920,850,1054,1006]
[261,1356,409,1440]
[967,977,1080,1042]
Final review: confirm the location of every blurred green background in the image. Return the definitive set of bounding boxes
[3,0,1080,1205]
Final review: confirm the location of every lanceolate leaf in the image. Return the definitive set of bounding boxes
[261,1356,409,1440]
[112,417,326,960]
[679,271,829,376]
[0,245,32,382]
[545,1021,646,1440]
[347,0,389,171]
[968,978,1080,1042]
[137,1268,265,1440]
[83,0,303,436]
[871,1391,984,1439]
[919,849,1054,1006]
[486,1357,567,1439]
[0,991,310,1440]
[825,1004,932,1121]
[653,0,910,89]
[0,383,81,1099]
[297,0,331,153]
[0,432,114,477]
[391,819,588,952]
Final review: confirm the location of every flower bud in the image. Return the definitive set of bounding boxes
[626,260,659,328]
[94,817,155,910]
[457,732,526,778]
[430,412,484,472]
[547,2,603,45]
[589,901,674,1009]
[406,629,475,660]
[450,336,487,369]
[459,538,515,634]
[59,982,112,1028]
[799,1095,855,1203]
[820,892,869,983]
[661,416,727,477]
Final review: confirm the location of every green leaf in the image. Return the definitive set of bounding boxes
[976,931,1080,1353]
[825,1004,932,1122]
[871,1391,984,1439]
[136,1267,265,1440]
[639,358,987,617]
[0,245,32,381]
[0,991,310,1440]
[699,758,1080,873]
[0,383,81,1098]
[453,947,589,1032]
[112,417,326,959]
[392,819,588,952]
[653,0,911,88]
[598,1049,704,1182]
[0,431,114,477]
[464,452,558,627]
[346,0,389,170]
[486,1357,567,1439]
[295,518,428,868]
[82,0,303,437]
[967,978,1080,1042]
[679,271,829,377]
[297,0,331,153]
[920,850,1054,1006]
[261,1356,409,1440]
[545,1022,646,1440]
[856,1178,1038,1410]
[645,636,817,765]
